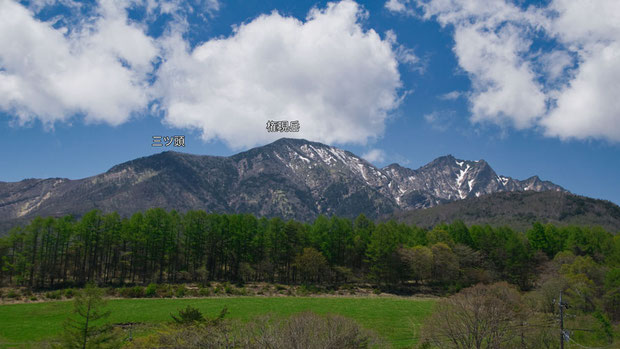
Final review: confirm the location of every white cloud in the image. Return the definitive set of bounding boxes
[540,0,620,141]
[362,148,386,163]
[0,0,157,126]
[438,90,461,100]
[538,50,573,82]
[453,22,546,129]
[155,0,404,149]
[0,0,404,149]
[423,110,454,132]
[413,0,546,129]
[385,0,415,16]
[385,29,422,71]
[390,0,620,142]
[542,43,620,141]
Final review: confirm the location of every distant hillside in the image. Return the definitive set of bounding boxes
[391,191,620,233]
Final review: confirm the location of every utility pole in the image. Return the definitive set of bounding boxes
[559,291,565,349]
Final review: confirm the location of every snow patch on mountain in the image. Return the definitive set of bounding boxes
[498,176,510,186]
[456,164,471,199]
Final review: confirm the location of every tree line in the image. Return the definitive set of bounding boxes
[0,209,618,294]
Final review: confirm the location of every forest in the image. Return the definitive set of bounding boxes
[1,209,619,347]
[0,209,616,291]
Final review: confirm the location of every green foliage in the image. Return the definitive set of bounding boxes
[604,267,620,290]
[61,283,119,348]
[399,245,432,283]
[593,311,614,343]
[366,221,406,284]
[144,283,157,297]
[602,287,620,322]
[431,243,459,285]
[175,285,186,298]
[65,288,75,298]
[120,286,145,298]
[170,305,228,327]
[170,305,205,324]
[0,209,616,307]
[45,290,62,300]
[7,289,19,299]
[295,247,328,284]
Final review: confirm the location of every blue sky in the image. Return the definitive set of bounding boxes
[1,0,619,205]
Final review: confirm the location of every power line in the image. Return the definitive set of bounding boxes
[567,336,616,349]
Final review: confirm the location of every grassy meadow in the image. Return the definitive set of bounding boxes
[0,296,436,348]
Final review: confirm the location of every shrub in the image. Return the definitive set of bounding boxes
[155,284,173,298]
[128,310,378,349]
[64,288,75,299]
[170,305,205,324]
[145,283,157,298]
[120,286,145,298]
[6,290,19,299]
[421,282,528,349]
[297,285,310,296]
[198,287,211,297]
[187,287,199,297]
[243,312,381,348]
[175,286,186,298]
[45,290,62,300]
[104,287,117,297]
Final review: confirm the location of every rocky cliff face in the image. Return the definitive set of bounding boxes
[382,155,564,209]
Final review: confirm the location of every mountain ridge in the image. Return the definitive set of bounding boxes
[0,138,572,234]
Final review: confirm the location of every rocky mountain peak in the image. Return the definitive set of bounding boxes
[0,138,567,233]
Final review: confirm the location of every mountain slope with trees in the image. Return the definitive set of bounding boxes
[391,191,620,233]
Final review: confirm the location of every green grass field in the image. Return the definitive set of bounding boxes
[0,296,435,348]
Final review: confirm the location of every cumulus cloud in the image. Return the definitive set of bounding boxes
[0,0,158,126]
[542,43,620,141]
[542,0,620,141]
[155,0,404,148]
[1,0,406,149]
[412,0,547,129]
[388,0,620,142]
[362,148,386,163]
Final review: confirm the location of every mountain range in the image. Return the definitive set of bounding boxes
[0,137,601,234]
